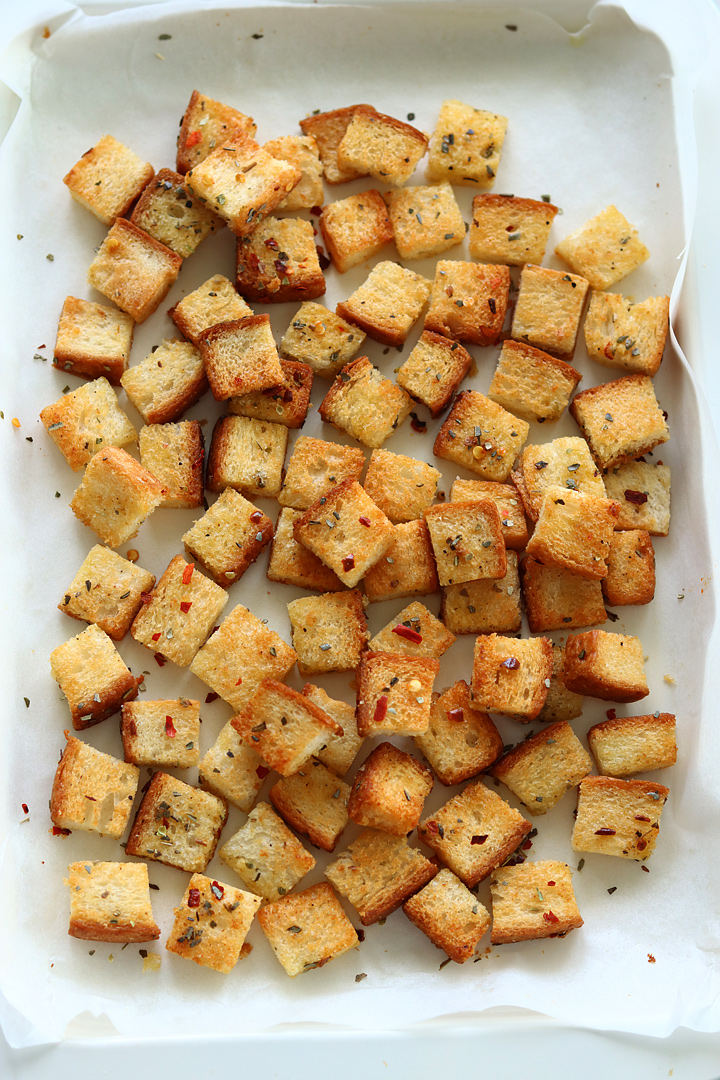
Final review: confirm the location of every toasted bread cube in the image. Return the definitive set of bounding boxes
[185,133,301,236]
[414,680,503,786]
[182,488,273,587]
[347,742,433,835]
[363,520,440,604]
[490,861,583,944]
[258,881,359,975]
[424,501,507,587]
[169,274,253,346]
[570,375,669,470]
[292,479,394,588]
[130,169,220,258]
[189,603,296,712]
[121,339,208,425]
[584,292,670,376]
[425,261,510,346]
[356,651,439,737]
[87,219,182,324]
[396,332,472,419]
[319,357,413,447]
[426,100,507,189]
[511,436,606,523]
[325,830,437,925]
[337,105,428,187]
[602,530,655,606]
[364,449,441,523]
[206,414,288,499]
[404,868,491,962]
[520,556,606,632]
[385,183,464,260]
[368,600,455,660]
[198,720,266,812]
[571,776,668,860]
[126,772,228,872]
[491,721,593,815]
[64,134,154,225]
[280,302,366,380]
[302,685,363,777]
[235,216,325,303]
[319,189,394,273]
[441,552,522,636]
[139,421,204,508]
[58,544,155,640]
[233,679,342,777]
[264,134,324,211]
[220,802,316,899]
[53,296,134,385]
[278,436,365,510]
[603,461,670,535]
[336,262,431,347]
[130,555,228,666]
[511,264,589,359]
[488,341,581,424]
[419,780,531,887]
[70,446,163,547]
[287,590,368,675]
[50,623,142,729]
[536,644,584,723]
[556,205,650,290]
[471,634,553,721]
[166,873,260,973]
[270,759,351,852]
[587,713,677,777]
[198,315,284,402]
[228,358,313,429]
[267,508,345,592]
[469,194,558,265]
[563,630,649,702]
[51,733,139,837]
[65,861,160,943]
[433,390,529,483]
[300,105,369,184]
[450,479,529,551]
[176,90,256,174]
[525,486,621,580]
[121,698,200,768]
[41,377,136,472]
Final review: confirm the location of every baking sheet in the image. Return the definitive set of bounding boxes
[0,0,719,1049]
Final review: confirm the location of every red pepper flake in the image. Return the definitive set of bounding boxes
[21,803,29,815]
[180,601,192,614]
[521,839,533,850]
[647,953,656,963]
[185,130,203,148]
[205,692,219,703]
[256,765,270,779]
[447,708,464,723]
[594,827,616,835]
[374,695,388,724]
[250,510,263,522]
[470,834,488,845]
[235,677,243,686]
[188,888,201,908]
[165,716,177,737]
[316,245,331,270]
[543,911,559,924]
[129,719,137,737]
[603,343,615,360]
[154,653,166,667]
[624,489,648,505]
[182,563,194,585]
[264,237,280,250]
[636,839,647,851]
[211,881,224,900]
[310,205,322,217]
[606,708,617,720]
[52,826,71,836]
[410,414,427,433]
[342,554,356,572]
[151,632,161,642]
[547,880,556,886]
[392,624,422,643]
[140,592,154,604]
[501,657,520,670]
[359,516,372,527]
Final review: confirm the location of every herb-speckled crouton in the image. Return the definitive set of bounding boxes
[70,446,163,547]
[569,375,669,470]
[299,105,370,184]
[563,630,649,702]
[336,261,431,347]
[511,436,605,524]
[198,720,266,812]
[182,488,273,587]
[235,216,326,303]
[65,861,160,943]
[50,623,143,729]
[258,881,359,975]
[469,193,559,265]
[87,219,182,324]
[198,314,285,402]
[363,520,440,605]
[228,358,313,429]
[53,296,134,385]
[433,390,529,483]
[404,869,491,963]
[319,357,413,448]
[138,421,204,508]
[363,448,441,523]
[219,801,316,900]
[571,775,668,860]
[280,302,366,380]
[471,633,553,721]
[64,134,154,225]
[169,274,253,345]
[121,698,201,769]
[176,90,256,174]
[278,436,365,510]
[424,260,510,346]
[490,861,583,943]
[58,544,155,641]
[319,189,394,273]
[206,414,288,499]
[166,874,260,973]
[51,732,139,838]
[267,508,345,592]
[491,721,593,815]
[270,759,351,852]
[122,339,208,425]
[337,105,428,187]
[602,529,655,606]
[525,486,620,580]
[487,340,581,424]
[426,100,507,189]
[587,713,677,777]
[424,501,507,587]
[555,204,649,290]
[396,331,473,418]
[41,377,136,472]
[385,183,464,260]
[602,461,670,535]
[347,742,433,835]
[450,478,529,551]
[125,772,228,872]
[368,600,455,660]
[131,168,220,258]
[287,590,368,675]
[510,264,589,359]
[302,685,363,777]
[356,651,439,737]
[520,555,606,632]
[583,291,670,376]
[264,134,324,211]
[440,552,522,636]
[414,680,503,786]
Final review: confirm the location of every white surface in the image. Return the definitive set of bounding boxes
[1,0,720,1075]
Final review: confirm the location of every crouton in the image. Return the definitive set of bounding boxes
[602,530,655,606]
[299,105,370,184]
[58,544,155,641]
[583,292,670,376]
[51,732,139,837]
[450,479,529,551]
[280,302,366,380]
[490,861,583,944]
[264,134,324,210]
[424,260,510,346]
[511,436,605,523]
[235,216,325,303]
[440,552,521,636]
[166,874,260,973]
[336,261,431,347]
[219,801,316,900]
[198,314,284,402]
[138,421,204,508]
[347,742,433,835]
[525,486,621,580]
[587,713,677,777]
[563,629,649,702]
[433,390,530,483]
[536,644,584,723]
[228,358,313,429]
[53,296,134,385]
[471,633,553,721]
[50,623,142,729]
[301,685,363,777]
[569,374,669,470]
[487,340,581,424]
[130,168,220,258]
[602,461,670,535]
[267,508,345,592]
[363,448,441,523]
[426,100,507,189]
[278,436,365,510]
[356,651,439,737]
[396,332,472,419]
[325,830,437,925]
[319,189,394,273]
[121,698,201,769]
[404,868,491,962]
[363,520,440,604]
[319,357,413,447]
[491,721,593,815]
[125,772,228,873]
[121,339,208,425]
[385,183,464,260]
[418,779,531,887]
[270,759,351,852]
[65,861,160,943]
[130,555,228,667]
[287,590,368,675]
[414,679,503,786]
[64,134,154,224]
[258,881,359,974]
[520,556,607,632]
[368,600,455,660]
[169,274,253,346]
[182,488,273,587]
[555,205,650,290]
[198,720,266,812]
[510,264,589,359]
[41,377,136,472]
[424,501,507,586]
[176,90,256,174]
[70,446,163,547]
[571,775,668,860]
[469,193,559,265]
[337,105,428,187]
[205,414,288,499]
[87,218,182,324]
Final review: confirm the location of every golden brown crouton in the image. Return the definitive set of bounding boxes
[364,448,441,523]
[65,861,160,943]
[336,261,431,347]
[267,508,345,592]
[587,713,677,777]
[233,679,342,777]
[287,590,368,675]
[536,644,584,724]
[404,869,491,963]
[511,436,605,524]
[176,90,256,174]
[471,634,553,721]
[441,552,522,636]
[602,461,670,535]
[121,698,200,769]
[125,772,228,872]
[325,830,437,925]
[219,801,316,901]
[426,100,507,189]
[302,686,363,778]
[138,421,204,508]
[469,194,559,265]
[70,446,163,548]
[58,544,155,641]
[278,436,365,510]
[368,601,455,660]
[182,488,273,587]
[64,134,154,225]
[319,357,413,448]
[87,218,182,324]
[583,291,670,376]
[235,216,326,303]
[490,861,583,944]
[53,296,134,385]
[491,721,593,815]
[50,624,142,729]
[205,414,288,499]
[166,874,260,973]
[569,374,669,470]
[228,358,313,429]
[270,759,351,852]
[264,134,324,211]
[602,530,655,606]
[319,189,394,273]
[414,680,503,786]
[450,479,529,551]
[424,260,510,346]
[510,264,589,359]
[51,733,139,838]
[563,630,649,702]
[41,377,136,472]
[198,720,266,812]
[337,105,429,187]
[363,521,440,605]
[571,775,668,860]
[280,302,366,380]
[299,105,370,184]
[130,168,220,258]
[396,331,473,418]
[520,556,606,632]
[122,339,208,425]
[198,314,284,401]
[385,183,465,260]
[525,486,620,580]
[555,204,650,290]
[347,742,433,835]
[169,274,253,346]
[424,501,507,587]
[258,882,359,975]
[433,390,529,483]
[487,340,581,424]
[356,651,439,737]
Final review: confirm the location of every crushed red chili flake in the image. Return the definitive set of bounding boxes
[140,592,154,604]
[501,657,520,670]
[180,601,192,614]
[151,632,161,641]
[447,707,464,723]
[250,510,263,522]
[606,708,617,720]
[154,653,166,667]
[521,839,533,850]
[342,555,356,572]
[182,563,194,585]
[165,716,177,737]
[634,814,651,822]
[264,237,280,250]
[316,245,331,270]
[188,888,201,908]
[129,719,137,737]
[211,881,224,900]
[594,827,616,835]
[470,834,488,845]
[21,803,29,815]
[205,692,219,703]
[236,677,243,686]
[359,516,372,527]
[356,928,366,942]
[647,953,656,963]
[256,765,270,779]
[310,205,322,216]
[52,826,71,836]
[547,880,556,886]
[636,839,647,850]
[410,414,427,433]
[185,130,202,148]
[624,489,648,505]
[392,624,422,643]
[374,695,389,723]
[543,911,559,924]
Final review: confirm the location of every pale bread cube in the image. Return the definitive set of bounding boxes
[520,556,607,632]
[426,100,507,189]
[233,679,342,777]
[198,315,284,401]
[121,698,200,769]
[87,218,181,324]
[198,720,266,812]
[125,772,228,873]
[64,134,154,224]
[356,651,439,737]
[414,680,503,786]
[299,105,369,184]
[487,340,581,424]
[396,331,473,418]
[555,205,650,290]
[169,274,253,346]
[51,733,139,838]
[525,486,620,580]
[424,501,507,586]
[368,601,455,660]
[121,339,208,425]
[219,802,316,900]
[182,488,273,587]
[347,742,433,836]
[53,296,134,385]
[490,861,583,944]
[177,90,256,174]
[50,623,142,729]
[336,261,431,347]
[587,713,677,777]
[433,390,529,483]
[130,168,220,258]
[206,414,288,499]
[280,302,366,380]
[583,291,670,376]
[491,721,593,815]
[510,264,589,359]
[65,861,160,943]
[511,436,606,524]
[325,830,437,925]
[278,435,365,510]
[235,216,325,303]
[602,461,670,535]
[166,874,260,973]
[139,421,204,508]
[469,193,559,265]
[563,630,649,703]
[569,374,669,470]
[41,377,136,472]
[602,530,655,606]
[385,183,464,260]
[319,357,413,447]
[263,134,324,211]
[287,590,368,675]
[319,189,394,273]
[471,634,553,721]
[363,448,440,523]
[257,882,359,975]
[403,869,491,963]
[267,508,345,592]
[228,358,313,429]
[425,260,510,346]
[302,685,363,777]
[337,105,428,187]
[440,552,522,636]
[450,479,529,551]
[363,520,440,605]
[270,759,351,852]
[58,544,155,640]
[571,776,668,860]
